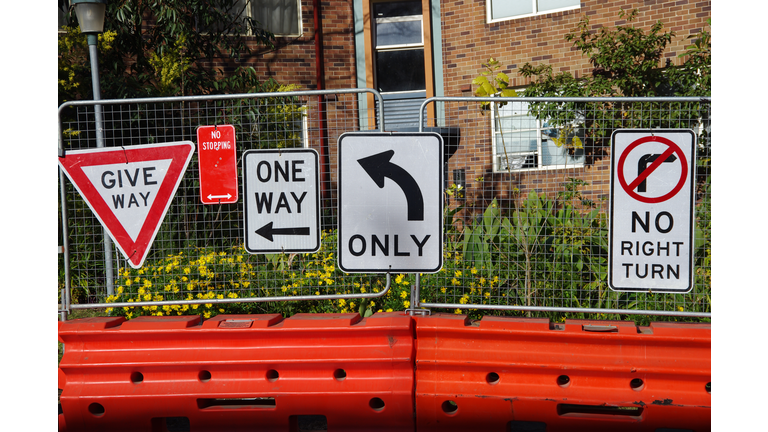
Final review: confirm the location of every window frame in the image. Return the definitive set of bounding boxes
[490,94,585,173]
[246,0,303,37]
[486,0,580,24]
[372,1,426,95]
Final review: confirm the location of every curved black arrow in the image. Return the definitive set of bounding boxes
[256,222,310,242]
[357,150,424,221]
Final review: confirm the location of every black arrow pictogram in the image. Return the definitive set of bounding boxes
[256,222,310,242]
[637,152,678,193]
[357,150,424,221]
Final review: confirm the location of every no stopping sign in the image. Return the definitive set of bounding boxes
[609,130,697,292]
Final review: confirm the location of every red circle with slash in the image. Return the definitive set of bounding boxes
[617,135,688,204]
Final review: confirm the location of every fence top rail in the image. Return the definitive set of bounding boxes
[418,95,711,131]
[58,88,386,153]
[58,88,384,112]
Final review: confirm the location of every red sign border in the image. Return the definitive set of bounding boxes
[616,135,688,204]
[58,142,195,268]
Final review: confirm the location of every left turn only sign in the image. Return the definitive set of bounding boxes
[243,149,321,254]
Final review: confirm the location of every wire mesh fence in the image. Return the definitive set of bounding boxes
[415,97,711,318]
[58,92,711,320]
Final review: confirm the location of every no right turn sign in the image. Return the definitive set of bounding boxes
[609,129,697,293]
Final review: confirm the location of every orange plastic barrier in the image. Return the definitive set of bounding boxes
[414,314,711,432]
[58,313,415,432]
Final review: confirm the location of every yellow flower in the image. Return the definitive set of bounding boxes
[677,306,684,312]
[400,291,408,299]
[386,308,393,312]
[403,300,410,308]
[454,270,462,278]
[203,311,211,319]
[440,287,447,293]
[338,299,346,307]
[349,301,356,309]
[454,309,462,314]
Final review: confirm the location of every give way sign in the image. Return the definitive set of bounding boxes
[609,129,696,292]
[58,142,195,268]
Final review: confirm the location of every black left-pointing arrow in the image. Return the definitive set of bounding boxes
[357,149,424,221]
[256,222,310,242]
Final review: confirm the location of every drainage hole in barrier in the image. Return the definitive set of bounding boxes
[557,403,643,417]
[267,369,279,382]
[557,375,570,388]
[369,397,385,411]
[151,416,190,432]
[291,415,328,432]
[706,382,711,394]
[441,400,458,415]
[630,378,644,391]
[198,370,211,383]
[486,372,500,385]
[88,403,105,417]
[197,397,276,410]
[508,420,547,432]
[130,371,144,384]
[334,369,347,381]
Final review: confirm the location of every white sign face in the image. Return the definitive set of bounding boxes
[338,132,443,273]
[609,129,696,292]
[243,149,320,254]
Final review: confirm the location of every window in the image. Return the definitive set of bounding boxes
[491,96,585,173]
[486,0,580,23]
[211,0,302,37]
[58,0,70,32]
[248,0,302,36]
[373,1,425,94]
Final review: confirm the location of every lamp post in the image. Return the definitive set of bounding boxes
[73,0,115,296]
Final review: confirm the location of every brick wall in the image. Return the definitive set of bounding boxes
[227,0,358,91]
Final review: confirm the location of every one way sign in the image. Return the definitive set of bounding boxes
[338,132,443,273]
[243,149,320,254]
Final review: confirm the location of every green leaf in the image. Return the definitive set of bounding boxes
[500,88,517,98]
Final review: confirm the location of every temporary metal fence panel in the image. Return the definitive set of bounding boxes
[59,93,711,319]
[59,89,393,318]
[413,96,711,318]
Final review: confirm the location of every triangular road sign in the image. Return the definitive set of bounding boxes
[58,142,195,268]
